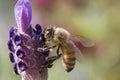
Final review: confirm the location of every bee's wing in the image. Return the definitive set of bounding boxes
[70,35,95,47]
[69,41,84,63]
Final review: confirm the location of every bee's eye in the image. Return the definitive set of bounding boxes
[44,27,55,41]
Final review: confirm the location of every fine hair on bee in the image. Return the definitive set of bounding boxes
[37,26,94,72]
[42,26,79,72]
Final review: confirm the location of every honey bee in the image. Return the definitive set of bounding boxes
[39,26,94,72]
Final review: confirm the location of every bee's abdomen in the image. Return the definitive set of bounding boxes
[63,53,76,72]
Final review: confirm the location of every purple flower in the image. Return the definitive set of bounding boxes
[8,0,52,80]
[14,0,32,33]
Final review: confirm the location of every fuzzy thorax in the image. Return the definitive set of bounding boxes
[52,27,70,44]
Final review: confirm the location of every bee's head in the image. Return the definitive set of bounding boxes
[44,26,56,41]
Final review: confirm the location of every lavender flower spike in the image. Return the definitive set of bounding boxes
[14,0,32,33]
[7,0,54,80]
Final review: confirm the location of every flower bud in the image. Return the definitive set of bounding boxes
[14,0,32,33]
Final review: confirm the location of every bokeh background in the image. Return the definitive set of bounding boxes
[0,0,120,80]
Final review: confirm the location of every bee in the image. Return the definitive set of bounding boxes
[39,26,94,72]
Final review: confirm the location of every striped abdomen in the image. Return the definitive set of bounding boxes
[61,42,76,72]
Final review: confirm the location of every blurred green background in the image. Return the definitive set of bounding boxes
[0,0,120,80]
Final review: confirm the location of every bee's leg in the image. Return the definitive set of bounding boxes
[57,44,62,57]
[46,45,56,50]
[47,64,53,68]
[39,45,61,69]
[37,45,56,53]
[45,44,62,66]
[41,55,61,69]
[44,45,62,68]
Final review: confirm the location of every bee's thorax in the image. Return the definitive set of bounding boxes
[53,27,70,44]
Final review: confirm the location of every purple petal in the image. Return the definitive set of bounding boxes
[39,34,45,47]
[41,50,49,57]
[13,63,19,75]
[18,61,27,71]
[9,27,15,38]
[9,53,15,63]
[40,33,45,41]
[8,40,15,52]
[14,0,32,33]
[35,24,42,31]
[32,24,42,35]
[35,24,42,35]
[16,49,25,59]
[14,35,23,46]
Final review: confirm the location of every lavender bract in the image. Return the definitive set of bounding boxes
[8,0,50,80]
[14,0,32,33]
[9,53,15,63]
